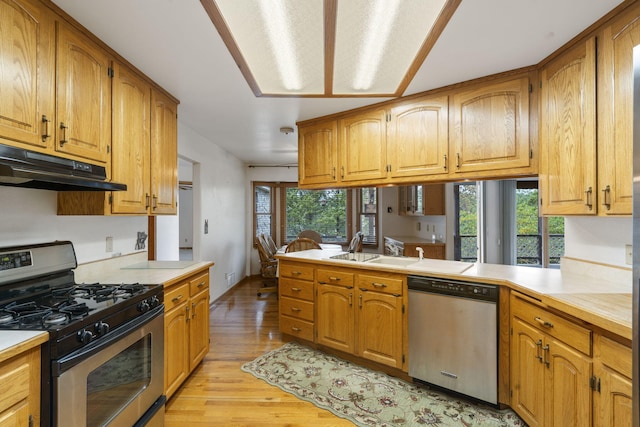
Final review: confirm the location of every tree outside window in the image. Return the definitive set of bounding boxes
[284,188,350,244]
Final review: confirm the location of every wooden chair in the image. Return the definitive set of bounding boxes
[297,229,323,243]
[256,235,278,297]
[285,237,322,253]
[347,232,364,253]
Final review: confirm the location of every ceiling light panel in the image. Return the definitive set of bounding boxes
[214,0,324,95]
[333,0,449,95]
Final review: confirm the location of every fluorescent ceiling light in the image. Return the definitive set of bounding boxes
[201,0,460,97]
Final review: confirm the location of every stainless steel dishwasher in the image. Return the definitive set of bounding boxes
[408,275,499,405]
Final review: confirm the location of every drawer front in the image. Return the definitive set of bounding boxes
[280,316,314,341]
[280,296,314,321]
[165,282,190,311]
[597,335,632,379]
[280,277,314,301]
[0,357,30,413]
[317,269,354,287]
[280,263,314,281]
[357,274,403,295]
[511,293,591,355]
[189,272,209,296]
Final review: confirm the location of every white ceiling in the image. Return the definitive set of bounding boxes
[52,0,624,167]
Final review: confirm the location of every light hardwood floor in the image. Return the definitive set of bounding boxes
[164,276,354,426]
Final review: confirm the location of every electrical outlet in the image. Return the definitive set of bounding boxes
[106,236,113,252]
[625,244,632,265]
[204,219,209,234]
[417,222,421,231]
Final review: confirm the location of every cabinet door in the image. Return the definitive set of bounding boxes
[0,0,55,151]
[539,37,596,215]
[387,96,449,178]
[423,184,445,215]
[544,337,592,427]
[511,318,545,427]
[594,365,632,427]
[298,121,339,186]
[56,23,111,163]
[357,290,402,368]
[164,303,189,399]
[450,77,531,175]
[339,109,388,182]
[150,90,178,214]
[316,283,354,353]
[111,62,151,214]
[597,4,640,215]
[189,290,210,371]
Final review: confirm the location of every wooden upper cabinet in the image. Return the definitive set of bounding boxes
[150,89,178,214]
[0,0,55,151]
[111,62,151,214]
[388,96,449,178]
[539,37,597,215]
[298,121,338,186]
[597,3,639,216]
[56,22,111,164]
[450,76,531,175]
[339,109,388,182]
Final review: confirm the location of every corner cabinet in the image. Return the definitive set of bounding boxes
[398,184,445,216]
[539,37,597,215]
[164,269,210,400]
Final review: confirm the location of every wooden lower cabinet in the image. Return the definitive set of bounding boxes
[0,345,41,426]
[593,334,633,427]
[510,291,593,427]
[164,269,210,399]
[279,262,316,341]
[315,267,405,369]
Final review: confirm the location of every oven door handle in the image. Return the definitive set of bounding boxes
[54,304,164,376]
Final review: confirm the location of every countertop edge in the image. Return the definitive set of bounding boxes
[0,331,48,364]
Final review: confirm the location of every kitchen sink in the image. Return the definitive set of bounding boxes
[366,256,416,267]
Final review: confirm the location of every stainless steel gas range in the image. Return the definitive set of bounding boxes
[0,241,165,427]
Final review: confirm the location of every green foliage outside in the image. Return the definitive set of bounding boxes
[285,189,347,243]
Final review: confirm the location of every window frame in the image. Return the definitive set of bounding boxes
[252,181,277,247]
[356,187,379,247]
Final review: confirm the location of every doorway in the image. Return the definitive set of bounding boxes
[179,158,194,261]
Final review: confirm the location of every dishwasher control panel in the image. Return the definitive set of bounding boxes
[407,275,498,302]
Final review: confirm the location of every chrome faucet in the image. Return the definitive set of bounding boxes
[416,247,424,261]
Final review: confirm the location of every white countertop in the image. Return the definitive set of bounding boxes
[0,331,48,363]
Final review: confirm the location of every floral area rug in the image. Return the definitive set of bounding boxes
[241,342,526,427]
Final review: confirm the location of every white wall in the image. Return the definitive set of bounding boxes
[179,122,247,302]
[0,187,147,264]
[564,216,632,268]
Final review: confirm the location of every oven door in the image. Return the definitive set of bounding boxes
[54,305,164,427]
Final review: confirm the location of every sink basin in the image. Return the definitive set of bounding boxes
[366,257,416,267]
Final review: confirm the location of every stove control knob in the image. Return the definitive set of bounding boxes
[77,329,94,345]
[148,296,160,308]
[138,300,150,313]
[95,321,110,336]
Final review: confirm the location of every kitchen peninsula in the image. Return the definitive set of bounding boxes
[275,248,632,426]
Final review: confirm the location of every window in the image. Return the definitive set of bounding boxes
[283,187,351,244]
[454,183,478,262]
[357,188,378,246]
[453,180,564,267]
[253,182,275,244]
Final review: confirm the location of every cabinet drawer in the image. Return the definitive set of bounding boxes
[357,274,403,295]
[511,293,591,355]
[280,277,314,301]
[165,283,189,311]
[280,316,314,341]
[280,263,314,281]
[280,297,314,321]
[317,269,354,287]
[0,358,30,413]
[597,335,632,379]
[189,272,209,296]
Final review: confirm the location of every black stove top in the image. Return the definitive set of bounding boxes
[0,241,164,358]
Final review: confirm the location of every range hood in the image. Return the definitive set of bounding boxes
[0,143,126,191]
